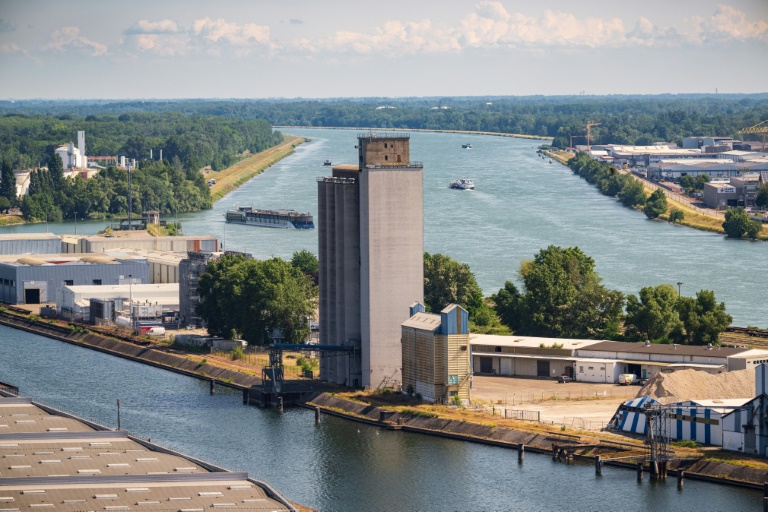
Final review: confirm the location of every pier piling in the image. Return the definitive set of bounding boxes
[595,455,602,475]
[278,396,284,414]
[209,379,215,395]
[637,462,643,481]
[315,406,321,424]
[677,470,684,489]
[518,444,524,463]
[242,388,249,404]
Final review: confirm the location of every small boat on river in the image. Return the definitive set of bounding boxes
[449,177,475,190]
[323,160,332,166]
[461,143,472,149]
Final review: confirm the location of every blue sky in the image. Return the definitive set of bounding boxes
[1,0,767,99]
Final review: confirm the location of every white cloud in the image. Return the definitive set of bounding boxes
[42,26,107,56]
[0,43,20,53]
[192,17,271,55]
[126,19,180,35]
[694,4,768,43]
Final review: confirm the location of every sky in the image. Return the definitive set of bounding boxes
[1,0,767,99]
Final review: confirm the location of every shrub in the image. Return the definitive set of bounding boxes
[451,394,463,407]
[406,384,414,397]
[669,208,684,223]
[231,346,244,361]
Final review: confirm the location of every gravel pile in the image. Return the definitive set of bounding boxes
[635,368,755,405]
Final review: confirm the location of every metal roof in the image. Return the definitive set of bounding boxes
[0,395,294,511]
[470,334,603,351]
[581,341,749,357]
[402,312,441,331]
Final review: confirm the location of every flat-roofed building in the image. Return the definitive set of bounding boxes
[61,234,219,254]
[703,181,740,209]
[58,282,179,322]
[0,233,61,255]
[0,253,150,305]
[470,334,605,381]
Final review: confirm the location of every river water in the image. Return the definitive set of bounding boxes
[2,128,765,327]
[0,325,759,511]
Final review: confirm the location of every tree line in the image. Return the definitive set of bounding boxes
[198,246,733,347]
[0,112,282,172]
[17,154,213,222]
[3,95,767,149]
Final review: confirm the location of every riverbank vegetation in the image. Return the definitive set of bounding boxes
[20,155,212,222]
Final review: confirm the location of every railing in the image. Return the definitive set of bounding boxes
[208,347,317,380]
[357,132,410,139]
[486,388,635,405]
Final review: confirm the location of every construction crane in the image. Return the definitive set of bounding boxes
[568,134,587,151]
[739,120,768,151]
[586,122,601,151]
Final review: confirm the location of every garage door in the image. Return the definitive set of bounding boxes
[480,357,492,374]
[536,360,550,378]
[24,288,41,304]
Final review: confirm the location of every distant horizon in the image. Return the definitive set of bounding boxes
[1,1,766,99]
[3,92,768,102]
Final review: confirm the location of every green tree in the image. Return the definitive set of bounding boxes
[643,189,668,219]
[669,208,685,223]
[0,159,16,204]
[756,184,768,210]
[624,284,684,343]
[47,153,64,191]
[0,197,10,213]
[694,174,710,191]
[291,249,319,283]
[423,252,483,317]
[676,290,732,345]
[723,207,762,239]
[494,246,624,339]
[679,175,695,194]
[197,255,315,346]
[618,179,646,208]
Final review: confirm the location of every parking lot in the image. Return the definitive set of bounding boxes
[471,375,639,428]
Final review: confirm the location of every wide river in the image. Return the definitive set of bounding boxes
[0,325,760,511]
[2,128,766,327]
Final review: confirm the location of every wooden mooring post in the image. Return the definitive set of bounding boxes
[209,379,215,395]
[637,462,644,481]
[315,406,321,425]
[763,482,768,512]
[677,470,684,489]
[595,455,602,475]
[552,444,558,461]
[242,388,249,404]
[518,444,524,463]
[278,396,284,414]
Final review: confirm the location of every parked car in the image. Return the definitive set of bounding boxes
[557,375,573,383]
[634,377,649,386]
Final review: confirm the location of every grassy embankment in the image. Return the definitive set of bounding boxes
[208,135,304,203]
[544,149,768,240]
[0,214,24,226]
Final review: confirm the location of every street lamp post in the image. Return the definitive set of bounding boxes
[677,281,683,297]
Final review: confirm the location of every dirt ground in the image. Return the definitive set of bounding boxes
[471,375,638,427]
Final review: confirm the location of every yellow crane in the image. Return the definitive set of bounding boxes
[586,122,601,151]
[568,133,587,150]
[739,120,768,151]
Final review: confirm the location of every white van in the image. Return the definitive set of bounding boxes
[618,374,636,385]
[147,326,166,336]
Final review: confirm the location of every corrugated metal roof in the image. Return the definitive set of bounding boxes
[0,395,294,511]
[402,312,441,331]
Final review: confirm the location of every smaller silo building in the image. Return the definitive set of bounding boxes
[401,303,471,403]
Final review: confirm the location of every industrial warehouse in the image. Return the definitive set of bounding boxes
[470,335,768,383]
[0,385,296,511]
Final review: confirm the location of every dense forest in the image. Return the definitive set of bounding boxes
[2,95,767,150]
[0,112,283,171]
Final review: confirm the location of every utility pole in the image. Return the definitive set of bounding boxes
[128,168,132,230]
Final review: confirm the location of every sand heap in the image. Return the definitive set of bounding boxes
[635,368,755,405]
